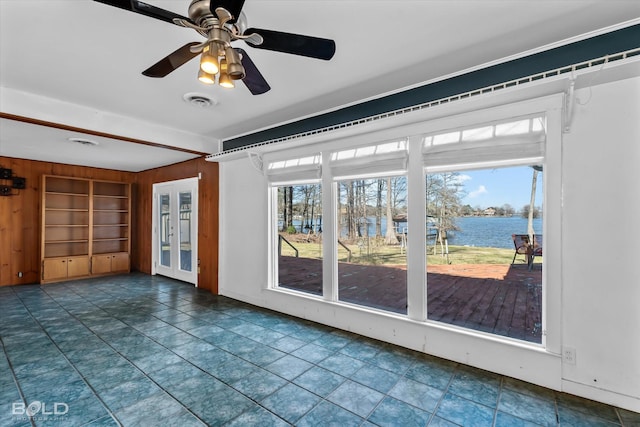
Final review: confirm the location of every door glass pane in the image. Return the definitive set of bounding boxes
[426,165,543,343]
[336,176,408,314]
[159,193,171,268]
[179,192,192,272]
[275,183,323,296]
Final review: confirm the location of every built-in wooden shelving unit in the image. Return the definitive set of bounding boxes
[41,175,131,283]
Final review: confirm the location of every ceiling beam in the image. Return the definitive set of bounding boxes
[0,113,210,156]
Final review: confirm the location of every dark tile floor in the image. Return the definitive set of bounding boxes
[1,273,638,427]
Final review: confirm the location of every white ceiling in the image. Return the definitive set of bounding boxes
[1,1,639,171]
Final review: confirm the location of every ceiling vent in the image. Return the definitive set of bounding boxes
[183,93,218,108]
[68,137,99,146]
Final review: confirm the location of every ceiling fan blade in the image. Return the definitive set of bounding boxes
[142,43,201,78]
[210,0,246,23]
[93,0,194,26]
[244,28,336,60]
[236,48,270,95]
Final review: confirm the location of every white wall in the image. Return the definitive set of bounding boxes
[219,160,270,298]
[218,76,640,412]
[560,76,640,409]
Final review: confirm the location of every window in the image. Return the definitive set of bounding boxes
[328,140,409,313]
[424,117,546,343]
[265,97,560,350]
[268,155,323,296]
[336,176,408,314]
[274,183,323,296]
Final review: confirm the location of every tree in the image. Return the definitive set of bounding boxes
[286,186,294,231]
[426,173,464,255]
[521,204,540,219]
[460,204,474,216]
[390,177,407,210]
[527,167,540,240]
[502,203,515,216]
[280,187,288,232]
[375,180,383,237]
[384,177,397,245]
[345,181,357,240]
[298,185,314,233]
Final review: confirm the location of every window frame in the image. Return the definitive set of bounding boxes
[423,161,546,344]
[264,93,563,355]
[268,179,323,297]
[333,173,410,315]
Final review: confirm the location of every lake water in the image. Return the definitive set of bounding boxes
[445,216,542,249]
[289,216,542,249]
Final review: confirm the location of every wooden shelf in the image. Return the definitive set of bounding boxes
[46,191,89,197]
[41,175,131,283]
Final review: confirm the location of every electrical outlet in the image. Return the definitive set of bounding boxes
[563,346,576,365]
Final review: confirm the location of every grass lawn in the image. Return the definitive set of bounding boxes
[279,238,537,266]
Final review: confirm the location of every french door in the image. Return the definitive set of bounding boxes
[152,178,198,285]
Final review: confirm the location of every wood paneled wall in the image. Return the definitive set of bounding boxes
[0,157,133,286]
[134,158,219,293]
[0,156,219,293]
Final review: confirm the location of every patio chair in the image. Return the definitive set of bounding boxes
[530,234,542,271]
[511,234,532,265]
[511,234,542,270]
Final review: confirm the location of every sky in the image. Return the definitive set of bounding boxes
[458,165,543,211]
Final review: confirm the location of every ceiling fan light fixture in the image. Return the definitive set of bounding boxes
[225,47,245,80]
[227,63,245,80]
[101,0,337,96]
[218,61,234,88]
[200,42,220,74]
[219,74,235,88]
[198,69,216,84]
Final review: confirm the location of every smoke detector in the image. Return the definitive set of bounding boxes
[183,93,218,108]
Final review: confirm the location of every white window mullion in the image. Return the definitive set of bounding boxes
[321,151,338,302]
[267,186,278,290]
[407,135,427,321]
[542,103,563,354]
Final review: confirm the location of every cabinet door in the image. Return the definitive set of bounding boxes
[111,253,130,272]
[43,258,68,281]
[91,255,112,274]
[67,256,90,277]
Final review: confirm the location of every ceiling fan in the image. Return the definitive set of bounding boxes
[94,0,337,95]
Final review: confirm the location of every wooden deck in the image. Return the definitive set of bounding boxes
[279,257,542,343]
